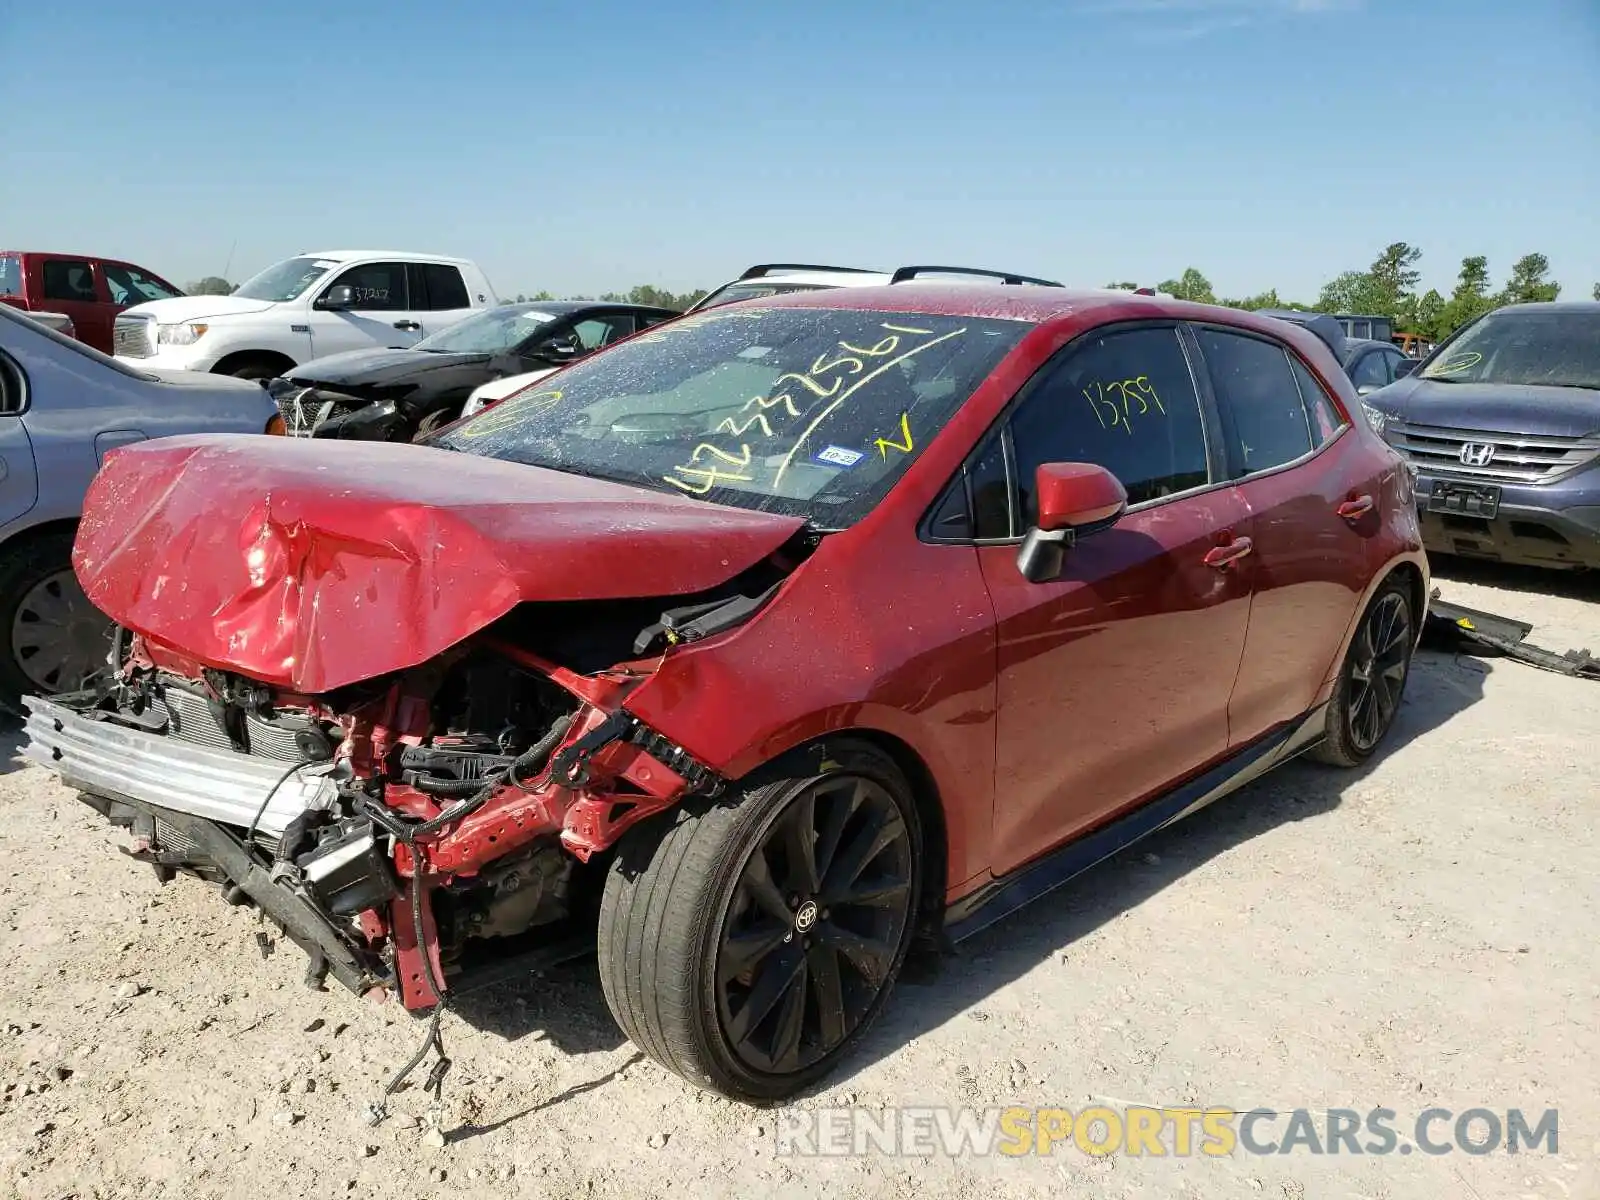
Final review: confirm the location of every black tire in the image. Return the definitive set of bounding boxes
[1308,577,1415,768]
[597,740,924,1103]
[215,357,289,381]
[0,532,114,713]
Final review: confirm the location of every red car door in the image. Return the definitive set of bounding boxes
[1187,325,1377,743]
[31,254,113,352]
[970,323,1253,877]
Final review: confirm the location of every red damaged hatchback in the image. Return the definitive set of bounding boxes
[25,285,1426,1102]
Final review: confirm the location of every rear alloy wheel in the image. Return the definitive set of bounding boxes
[598,740,923,1103]
[0,533,115,711]
[1310,579,1414,767]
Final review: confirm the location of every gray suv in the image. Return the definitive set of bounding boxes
[1363,302,1600,570]
[0,305,280,709]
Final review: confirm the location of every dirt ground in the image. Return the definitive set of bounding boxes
[1,558,1596,1200]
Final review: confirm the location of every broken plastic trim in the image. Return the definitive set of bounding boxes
[632,581,784,656]
[1424,592,1599,680]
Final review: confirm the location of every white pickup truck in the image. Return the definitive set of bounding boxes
[111,250,498,378]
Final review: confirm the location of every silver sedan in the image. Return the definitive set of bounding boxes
[0,305,281,711]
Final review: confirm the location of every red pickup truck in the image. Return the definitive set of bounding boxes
[0,251,185,354]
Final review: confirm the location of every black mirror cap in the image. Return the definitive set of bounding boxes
[1395,358,1419,378]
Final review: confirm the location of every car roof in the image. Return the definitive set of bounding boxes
[1486,301,1600,315]
[297,250,475,265]
[749,281,1251,321]
[731,269,894,287]
[741,284,1351,368]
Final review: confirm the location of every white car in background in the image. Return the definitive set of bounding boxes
[461,262,1069,419]
[111,250,498,379]
[687,262,1066,312]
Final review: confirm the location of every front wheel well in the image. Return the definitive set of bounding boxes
[211,349,296,379]
[0,517,81,564]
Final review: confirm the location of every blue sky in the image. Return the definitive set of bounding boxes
[2,0,1595,302]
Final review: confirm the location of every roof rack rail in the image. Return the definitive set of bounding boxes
[739,263,883,280]
[889,265,1063,287]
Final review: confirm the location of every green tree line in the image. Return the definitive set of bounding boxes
[513,284,707,310]
[1112,244,1583,341]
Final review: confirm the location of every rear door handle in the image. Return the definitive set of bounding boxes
[392,320,421,332]
[1337,495,1375,521]
[1203,536,1253,569]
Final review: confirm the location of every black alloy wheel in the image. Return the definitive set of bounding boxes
[597,739,925,1103]
[1347,589,1411,753]
[714,772,915,1075]
[1310,577,1415,768]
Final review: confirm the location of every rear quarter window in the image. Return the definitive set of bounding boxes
[0,255,20,297]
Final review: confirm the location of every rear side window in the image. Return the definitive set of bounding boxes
[413,263,470,310]
[1290,357,1347,446]
[41,259,98,303]
[1009,325,1211,519]
[1195,328,1314,475]
[0,255,19,297]
[329,262,408,310]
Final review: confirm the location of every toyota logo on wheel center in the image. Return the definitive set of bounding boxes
[795,900,819,932]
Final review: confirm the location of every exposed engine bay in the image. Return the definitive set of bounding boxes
[21,571,817,1010]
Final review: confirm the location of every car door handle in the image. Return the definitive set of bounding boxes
[1203,537,1253,569]
[392,320,421,332]
[1337,495,1375,521]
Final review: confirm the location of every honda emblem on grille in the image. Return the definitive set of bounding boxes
[1459,442,1495,467]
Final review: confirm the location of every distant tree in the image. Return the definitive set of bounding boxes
[1405,288,1447,340]
[186,276,234,295]
[1366,241,1423,316]
[1498,253,1561,306]
[1103,280,1139,291]
[1317,270,1380,314]
[1157,268,1216,305]
[1593,282,1600,301]
[531,290,556,301]
[1220,288,1282,311]
[1441,255,1495,333]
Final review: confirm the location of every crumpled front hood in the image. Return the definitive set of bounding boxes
[1373,379,1600,438]
[73,436,806,693]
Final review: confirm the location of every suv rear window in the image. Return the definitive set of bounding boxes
[0,255,19,298]
[414,263,471,310]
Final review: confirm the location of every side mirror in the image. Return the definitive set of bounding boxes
[1394,359,1419,378]
[535,339,579,363]
[315,285,355,311]
[1016,462,1128,584]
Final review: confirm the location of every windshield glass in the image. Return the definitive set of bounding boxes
[413,306,556,354]
[232,256,338,302]
[1421,310,1600,390]
[438,305,1031,527]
